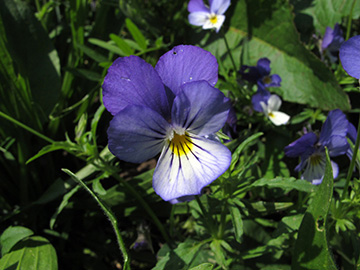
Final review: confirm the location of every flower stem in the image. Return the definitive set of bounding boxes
[0,111,54,144]
[345,0,357,40]
[341,115,360,200]
[195,195,216,236]
[62,168,131,270]
[221,30,237,72]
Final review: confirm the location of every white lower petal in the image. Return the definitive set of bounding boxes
[152,134,231,201]
[268,111,290,126]
[188,11,210,26]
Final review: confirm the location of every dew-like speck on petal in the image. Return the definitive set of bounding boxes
[121,77,131,81]
[190,77,193,80]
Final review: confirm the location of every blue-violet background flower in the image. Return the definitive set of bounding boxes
[188,0,230,32]
[102,45,232,202]
[339,35,360,79]
[321,23,344,62]
[285,109,349,185]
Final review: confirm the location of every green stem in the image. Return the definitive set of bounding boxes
[0,111,54,144]
[110,172,172,247]
[221,30,237,72]
[62,169,131,270]
[341,115,360,200]
[345,0,357,40]
[195,195,216,237]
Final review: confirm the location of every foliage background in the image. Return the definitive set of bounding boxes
[0,0,359,269]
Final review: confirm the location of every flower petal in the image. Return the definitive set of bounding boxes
[251,86,271,112]
[188,0,209,12]
[203,15,225,32]
[339,35,360,79]
[108,105,170,163]
[256,58,271,76]
[267,94,282,112]
[285,132,318,158]
[171,81,230,136]
[301,152,327,184]
[268,111,290,126]
[155,45,218,96]
[152,134,231,201]
[319,109,348,145]
[188,11,210,26]
[102,56,170,117]
[266,74,282,87]
[209,0,230,15]
[326,135,349,157]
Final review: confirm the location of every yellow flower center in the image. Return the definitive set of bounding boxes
[169,132,193,156]
[210,15,218,24]
[268,112,275,118]
[262,76,272,85]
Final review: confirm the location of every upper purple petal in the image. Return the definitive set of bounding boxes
[102,56,170,117]
[285,132,318,158]
[107,105,170,163]
[256,58,271,76]
[266,74,282,88]
[155,45,218,96]
[251,86,271,112]
[188,0,209,13]
[209,0,230,15]
[322,26,335,51]
[171,80,230,136]
[339,35,360,79]
[322,23,344,52]
[319,109,348,146]
[239,65,261,83]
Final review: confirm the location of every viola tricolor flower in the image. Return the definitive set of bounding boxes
[259,94,290,126]
[188,0,230,32]
[339,35,360,79]
[321,23,344,61]
[285,109,349,185]
[251,86,271,113]
[102,45,232,202]
[240,58,282,89]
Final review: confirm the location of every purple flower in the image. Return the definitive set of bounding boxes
[346,122,358,160]
[240,58,282,89]
[285,109,349,185]
[251,85,271,113]
[102,45,231,202]
[321,23,344,54]
[188,0,230,32]
[339,35,360,79]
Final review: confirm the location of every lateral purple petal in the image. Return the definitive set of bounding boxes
[285,132,318,158]
[155,45,218,96]
[188,0,209,12]
[171,81,230,136]
[102,56,170,117]
[251,86,271,112]
[339,35,360,79]
[326,135,349,157]
[107,105,170,163]
[347,122,357,144]
[319,109,348,145]
[267,74,282,87]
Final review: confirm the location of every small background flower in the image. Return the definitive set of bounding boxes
[339,35,360,79]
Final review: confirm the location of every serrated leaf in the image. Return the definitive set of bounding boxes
[251,177,316,192]
[292,149,337,269]
[125,18,147,51]
[0,236,58,270]
[200,0,350,111]
[0,226,34,256]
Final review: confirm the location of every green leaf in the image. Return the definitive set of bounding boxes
[125,18,147,51]
[0,236,58,270]
[292,149,337,269]
[153,239,203,270]
[76,43,109,63]
[0,226,34,256]
[251,177,316,193]
[26,141,77,164]
[189,263,214,270]
[201,0,350,111]
[228,199,243,243]
[88,38,127,56]
[299,0,360,34]
[0,0,61,115]
[109,34,134,56]
[248,201,294,214]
